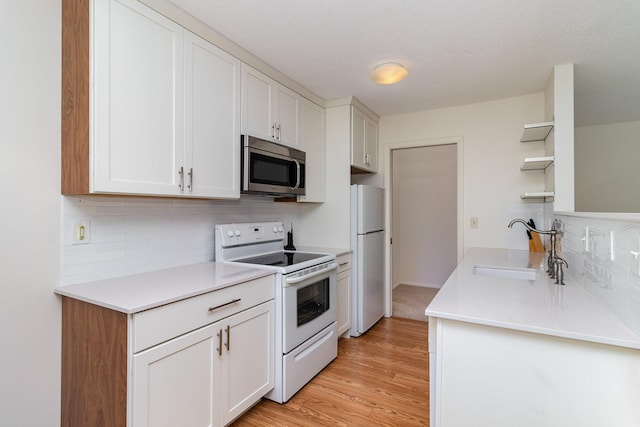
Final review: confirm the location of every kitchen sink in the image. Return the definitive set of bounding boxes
[473,264,537,281]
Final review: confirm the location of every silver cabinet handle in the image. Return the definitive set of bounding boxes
[339,262,350,267]
[187,167,193,192]
[178,166,184,190]
[216,329,222,356]
[271,123,276,139]
[277,124,281,141]
[225,325,230,352]
[208,298,241,312]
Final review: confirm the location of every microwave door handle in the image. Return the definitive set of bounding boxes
[291,159,301,190]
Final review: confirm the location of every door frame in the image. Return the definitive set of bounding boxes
[383,136,464,317]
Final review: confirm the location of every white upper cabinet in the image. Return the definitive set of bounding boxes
[62,0,241,199]
[93,0,185,196]
[184,31,241,199]
[298,98,325,203]
[351,106,378,172]
[241,64,301,148]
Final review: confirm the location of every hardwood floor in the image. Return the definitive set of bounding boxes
[231,317,430,426]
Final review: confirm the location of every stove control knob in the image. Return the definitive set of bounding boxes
[226,230,234,238]
[272,225,279,233]
[278,226,283,233]
[234,229,241,237]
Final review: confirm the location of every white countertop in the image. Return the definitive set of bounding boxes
[294,246,351,257]
[426,247,640,349]
[55,262,274,314]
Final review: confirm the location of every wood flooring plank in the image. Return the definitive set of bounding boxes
[230,317,430,426]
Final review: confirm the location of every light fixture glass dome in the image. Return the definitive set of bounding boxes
[370,62,408,84]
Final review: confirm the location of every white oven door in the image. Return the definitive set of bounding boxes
[282,262,337,354]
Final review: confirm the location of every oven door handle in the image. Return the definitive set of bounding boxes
[285,262,337,286]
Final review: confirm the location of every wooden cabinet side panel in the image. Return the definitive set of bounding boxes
[61,0,90,194]
[61,297,128,427]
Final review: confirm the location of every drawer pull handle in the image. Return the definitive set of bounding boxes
[216,330,222,356]
[339,262,349,267]
[225,325,230,352]
[208,298,241,312]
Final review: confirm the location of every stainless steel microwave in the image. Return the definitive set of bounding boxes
[241,135,306,197]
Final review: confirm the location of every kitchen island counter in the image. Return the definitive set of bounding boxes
[426,247,640,349]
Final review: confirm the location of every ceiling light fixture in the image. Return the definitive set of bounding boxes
[370,62,408,84]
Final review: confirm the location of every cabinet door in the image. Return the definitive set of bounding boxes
[351,107,367,170]
[184,32,241,199]
[337,269,351,336]
[219,300,275,426]
[275,85,301,148]
[132,323,218,427]
[241,64,276,141]
[298,98,325,202]
[93,0,184,196]
[364,116,378,171]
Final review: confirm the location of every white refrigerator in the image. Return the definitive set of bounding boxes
[350,184,385,337]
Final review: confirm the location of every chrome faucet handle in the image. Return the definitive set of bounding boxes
[554,257,568,285]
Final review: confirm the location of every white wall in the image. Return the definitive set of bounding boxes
[0,0,62,424]
[548,64,575,212]
[392,145,457,288]
[297,105,352,249]
[61,195,302,285]
[555,212,640,337]
[378,93,547,251]
[575,120,640,213]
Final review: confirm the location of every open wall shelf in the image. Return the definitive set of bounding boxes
[520,121,554,143]
[520,191,554,200]
[521,156,554,171]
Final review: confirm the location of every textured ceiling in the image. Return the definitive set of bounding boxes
[170,0,640,126]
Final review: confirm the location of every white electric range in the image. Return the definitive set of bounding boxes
[214,222,338,403]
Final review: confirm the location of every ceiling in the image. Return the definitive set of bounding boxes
[169,0,640,126]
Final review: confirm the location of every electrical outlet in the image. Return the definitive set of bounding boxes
[470,217,478,229]
[72,221,91,245]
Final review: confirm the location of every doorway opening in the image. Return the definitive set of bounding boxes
[383,137,463,318]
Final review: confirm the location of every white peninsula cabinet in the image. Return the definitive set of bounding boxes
[427,248,640,427]
[62,0,241,199]
[241,64,301,148]
[57,265,275,427]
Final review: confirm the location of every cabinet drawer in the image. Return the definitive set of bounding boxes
[132,275,274,352]
[336,254,352,273]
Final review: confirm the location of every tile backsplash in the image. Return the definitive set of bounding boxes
[61,195,301,285]
[554,213,640,336]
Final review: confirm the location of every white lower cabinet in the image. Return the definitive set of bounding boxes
[132,323,217,427]
[430,317,640,427]
[133,301,274,427]
[60,274,274,427]
[336,253,352,337]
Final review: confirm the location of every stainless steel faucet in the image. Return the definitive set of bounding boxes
[508,218,567,284]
